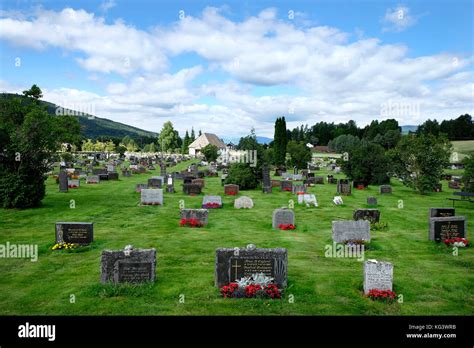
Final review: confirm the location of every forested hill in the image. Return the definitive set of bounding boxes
[0,93,158,141]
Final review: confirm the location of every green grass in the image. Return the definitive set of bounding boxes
[452,140,474,160]
[0,160,473,315]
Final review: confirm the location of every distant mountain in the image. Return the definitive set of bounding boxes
[222,136,273,145]
[1,93,158,141]
[401,125,418,134]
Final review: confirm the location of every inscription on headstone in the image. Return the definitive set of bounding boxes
[55,222,93,245]
[363,260,393,294]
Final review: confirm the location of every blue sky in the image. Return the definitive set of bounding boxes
[0,0,472,137]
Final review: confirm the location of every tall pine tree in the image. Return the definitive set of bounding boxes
[273,117,288,166]
[182,130,190,154]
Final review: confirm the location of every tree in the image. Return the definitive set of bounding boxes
[273,117,288,166]
[286,141,312,168]
[224,163,260,189]
[198,129,202,137]
[340,141,390,185]
[0,85,79,208]
[328,134,361,153]
[389,134,451,194]
[158,121,179,152]
[201,144,219,162]
[190,128,196,142]
[182,130,191,154]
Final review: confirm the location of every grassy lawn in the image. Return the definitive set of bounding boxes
[0,160,473,315]
[452,140,474,160]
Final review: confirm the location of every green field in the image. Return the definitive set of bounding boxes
[452,140,474,160]
[0,160,473,315]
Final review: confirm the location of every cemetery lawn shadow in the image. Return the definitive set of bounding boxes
[0,160,473,315]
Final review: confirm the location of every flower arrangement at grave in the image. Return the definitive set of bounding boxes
[179,218,204,228]
[220,273,282,299]
[202,202,221,209]
[443,237,469,247]
[52,242,78,250]
[296,191,305,195]
[68,183,79,188]
[225,190,237,196]
[282,187,292,192]
[278,223,296,230]
[366,289,397,303]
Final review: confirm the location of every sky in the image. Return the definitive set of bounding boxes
[0,0,473,138]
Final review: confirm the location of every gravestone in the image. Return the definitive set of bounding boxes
[280,181,293,192]
[332,220,370,243]
[93,168,107,175]
[180,209,208,226]
[202,195,223,209]
[148,177,163,188]
[367,197,377,205]
[59,171,68,192]
[193,178,205,188]
[215,245,288,288]
[68,179,80,188]
[108,172,119,180]
[271,180,281,188]
[160,162,167,176]
[429,216,466,242]
[166,175,174,193]
[379,185,392,194]
[86,175,100,184]
[353,209,381,223]
[141,189,163,205]
[184,176,196,184]
[234,196,254,209]
[135,184,148,193]
[297,194,318,207]
[354,180,368,189]
[224,184,239,195]
[100,246,156,284]
[333,196,344,205]
[327,175,337,184]
[107,165,115,172]
[314,176,324,184]
[272,208,295,229]
[429,208,455,218]
[55,222,93,245]
[337,179,351,195]
[363,260,393,294]
[262,165,272,193]
[183,183,202,195]
[292,184,307,194]
[448,181,461,189]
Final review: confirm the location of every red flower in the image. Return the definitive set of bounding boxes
[203,202,221,208]
[278,224,296,230]
[367,289,396,302]
[180,218,203,228]
[226,191,237,195]
[282,187,292,192]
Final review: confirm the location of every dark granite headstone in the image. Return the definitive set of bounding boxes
[262,165,272,193]
[379,185,392,194]
[215,245,288,288]
[429,208,455,218]
[108,172,119,180]
[337,179,351,195]
[280,181,293,192]
[100,246,156,284]
[353,209,381,223]
[367,197,377,205]
[59,171,68,192]
[55,222,93,245]
[429,216,466,242]
[183,183,202,195]
[224,184,239,195]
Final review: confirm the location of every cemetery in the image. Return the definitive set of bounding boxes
[0,155,472,315]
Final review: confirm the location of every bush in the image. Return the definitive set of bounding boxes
[224,163,259,189]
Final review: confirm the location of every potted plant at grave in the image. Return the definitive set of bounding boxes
[220,273,282,299]
[443,237,469,247]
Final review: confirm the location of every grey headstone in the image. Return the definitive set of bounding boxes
[272,208,295,229]
[59,171,68,192]
[367,197,377,205]
[234,196,254,209]
[86,175,100,184]
[379,185,392,194]
[141,189,163,205]
[202,195,223,208]
[332,220,370,243]
[337,179,351,195]
[180,209,209,226]
[363,260,393,294]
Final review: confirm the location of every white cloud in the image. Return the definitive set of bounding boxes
[0,6,472,138]
[100,0,116,12]
[382,5,418,32]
